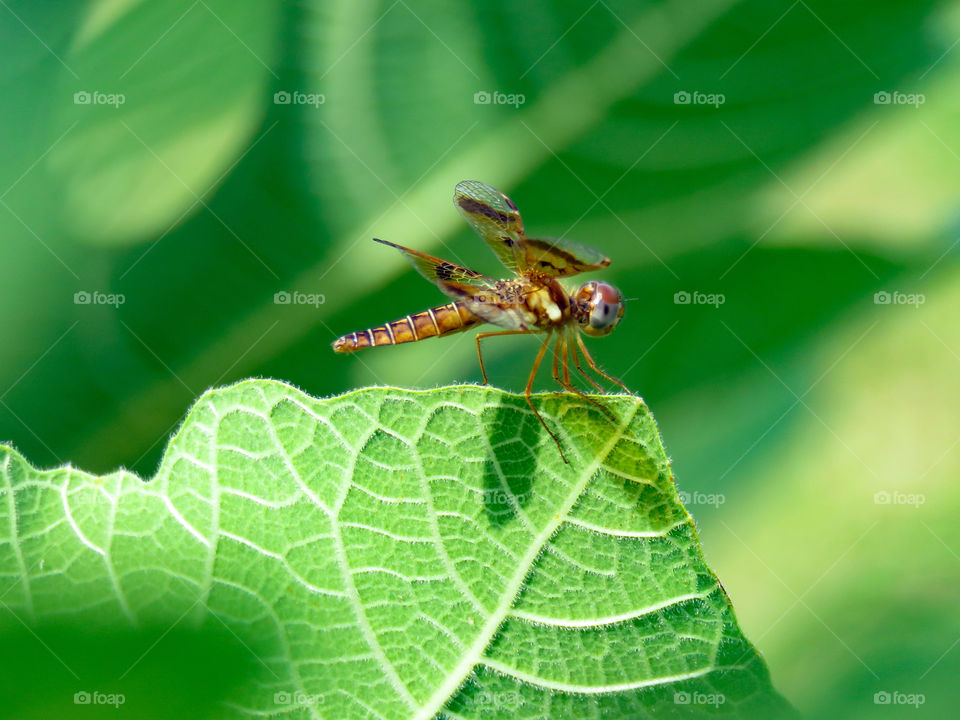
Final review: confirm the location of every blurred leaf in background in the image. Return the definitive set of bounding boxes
[1,0,958,717]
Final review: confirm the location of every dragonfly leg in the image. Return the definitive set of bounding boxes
[475,329,532,385]
[525,333,568,464]
[551,333,562,393]
[551,333,616,422]
[569,328,605,393]
[576,333,632,394]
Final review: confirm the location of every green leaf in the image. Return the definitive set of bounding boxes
[0,381,793,718]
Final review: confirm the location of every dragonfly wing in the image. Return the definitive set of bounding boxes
[462,304,529,330]
[520,236,611,277]
[375,238,532,331]
[438,281,530,330]
[454,180,526,272]
[374,238,496,289]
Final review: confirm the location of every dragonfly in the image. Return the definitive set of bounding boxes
[332,180,629,462]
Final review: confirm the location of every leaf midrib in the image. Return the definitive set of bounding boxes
[412,400,641,720]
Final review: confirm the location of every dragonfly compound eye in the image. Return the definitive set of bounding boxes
[583,282,623,336]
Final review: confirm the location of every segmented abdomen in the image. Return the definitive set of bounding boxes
[332,301,482,353]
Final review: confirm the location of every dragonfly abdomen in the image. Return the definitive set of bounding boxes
[332,301,482,353]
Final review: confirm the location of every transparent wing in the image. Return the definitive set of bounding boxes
[454,180,526,272]
[519,236,611,277]
[374,238,496,288]
[375,238,531,330]
[454,181,611,278]
[439,282,530,330]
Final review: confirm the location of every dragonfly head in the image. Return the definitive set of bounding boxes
[574,281,624,336]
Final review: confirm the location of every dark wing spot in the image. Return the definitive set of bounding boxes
[436,262,455,281]
[459,197,512,224]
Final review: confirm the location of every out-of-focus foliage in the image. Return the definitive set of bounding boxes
[0,0,957,717]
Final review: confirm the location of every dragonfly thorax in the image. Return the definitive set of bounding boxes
[525,279,569,326]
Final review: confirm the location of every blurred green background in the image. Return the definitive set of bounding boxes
[1,0,957,717]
